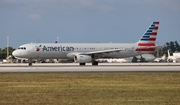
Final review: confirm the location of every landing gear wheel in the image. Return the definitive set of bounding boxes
[132,56,138,63]
[92,61,98,66]
[29,62,32,66]
[79,63,86,66]
[28,59,33,66]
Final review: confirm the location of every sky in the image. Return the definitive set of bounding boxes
[0,0,180,49]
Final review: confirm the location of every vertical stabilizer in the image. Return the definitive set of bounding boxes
[136,22,159,53]
[167,50,170,57]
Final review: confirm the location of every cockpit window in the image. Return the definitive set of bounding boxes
[18,47,26,50]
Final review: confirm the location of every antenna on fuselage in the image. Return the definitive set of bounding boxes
[37,38,40,43]
[57,37,59,43]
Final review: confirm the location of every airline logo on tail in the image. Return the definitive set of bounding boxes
[136,21,159,52]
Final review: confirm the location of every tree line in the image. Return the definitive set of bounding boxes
[0,47,15,59]
[153,41,180,57]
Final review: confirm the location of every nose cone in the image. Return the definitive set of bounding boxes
[12,50,18,57]
[12,49,31,58]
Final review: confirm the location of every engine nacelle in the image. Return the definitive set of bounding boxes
[59,59,74,63]
[74,55,92,63]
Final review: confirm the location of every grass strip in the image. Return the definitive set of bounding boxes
[0,73,180,105]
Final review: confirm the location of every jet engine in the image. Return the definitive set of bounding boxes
[59,59,74,63]
[74,55,92,63]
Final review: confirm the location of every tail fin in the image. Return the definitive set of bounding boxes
[136,22,159,53]
[162,54,166,60]
[167,50,170,57]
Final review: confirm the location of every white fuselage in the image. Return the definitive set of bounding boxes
[13,43,145,60]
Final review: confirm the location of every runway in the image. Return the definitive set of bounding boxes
[0,63,180,73]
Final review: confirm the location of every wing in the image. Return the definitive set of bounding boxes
[81,49,124,55]
[66,48,125,59]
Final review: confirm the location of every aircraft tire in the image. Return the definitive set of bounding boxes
[29,63,32,66]
[92,61,98,66]
[79,63,86,66]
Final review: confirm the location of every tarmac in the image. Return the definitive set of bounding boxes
[0,63,180,73]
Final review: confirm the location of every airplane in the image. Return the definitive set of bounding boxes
[154,54,166,62]
[12,21,160,66]
[167,50,180,62]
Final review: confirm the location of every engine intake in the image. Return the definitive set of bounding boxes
[74,55,92,63]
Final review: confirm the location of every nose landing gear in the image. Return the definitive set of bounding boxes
[28,59,33,66]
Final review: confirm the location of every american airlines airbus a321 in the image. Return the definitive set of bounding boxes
[12,22,160,66]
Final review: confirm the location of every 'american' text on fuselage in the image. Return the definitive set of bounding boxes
[42,46,74,52]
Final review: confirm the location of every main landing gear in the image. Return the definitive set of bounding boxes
[92,61,98,65]
[91,55,98,66]
[79,63,86,65]
[79,61,98,66]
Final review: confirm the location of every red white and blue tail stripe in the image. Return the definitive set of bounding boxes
[136,21,159,53]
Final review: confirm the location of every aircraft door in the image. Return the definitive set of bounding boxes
[31,45,36,53]
[31,45,40,58]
